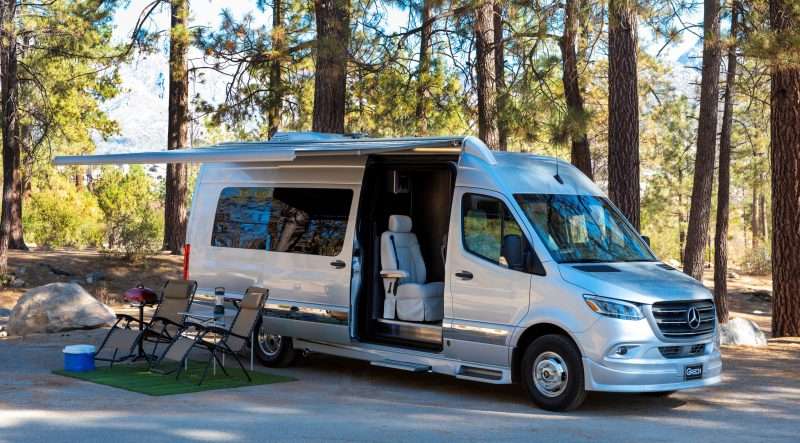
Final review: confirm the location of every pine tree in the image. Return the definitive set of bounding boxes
[683,0,723,280]
[608,0,640,229]
[164,0,189,255]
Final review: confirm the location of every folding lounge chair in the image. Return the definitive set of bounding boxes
[95,279,198,366]
[150,287,268,384]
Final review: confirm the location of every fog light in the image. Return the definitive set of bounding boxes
[608,344,639,359]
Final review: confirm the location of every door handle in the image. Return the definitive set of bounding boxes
[330,260,346,269]
[455,270,473,280]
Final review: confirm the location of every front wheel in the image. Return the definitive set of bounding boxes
[254,318,296,367]
[521,334,587,411]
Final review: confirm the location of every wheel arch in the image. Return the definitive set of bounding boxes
[511,322,582,383]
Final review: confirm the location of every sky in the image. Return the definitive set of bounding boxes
[96,1,703,154]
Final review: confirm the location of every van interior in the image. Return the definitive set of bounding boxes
[355,154,459,351]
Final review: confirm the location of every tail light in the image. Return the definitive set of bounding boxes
[182,244,191,280]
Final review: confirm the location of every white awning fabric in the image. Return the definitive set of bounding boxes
[52,136,466,166]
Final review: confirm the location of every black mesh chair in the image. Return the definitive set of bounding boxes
[95,280,197,366]
[149,287,268,384]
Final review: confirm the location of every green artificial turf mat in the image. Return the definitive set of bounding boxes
[54,360,295,396]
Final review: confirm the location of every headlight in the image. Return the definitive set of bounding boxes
[583,295,644,320]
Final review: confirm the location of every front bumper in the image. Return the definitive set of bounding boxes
[574,313,723,392]
[582,349,722,392]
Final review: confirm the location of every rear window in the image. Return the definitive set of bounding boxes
[211,187,353,256]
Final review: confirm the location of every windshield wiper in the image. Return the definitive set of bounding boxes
[562,258,609,264]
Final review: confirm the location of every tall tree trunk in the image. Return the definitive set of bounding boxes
[0,0,19,274]
[560,0,592,179]
[607,0,640,229]
[415,0,432,135]
[474,0,499,149]
[493,2,508,151]
[770,0,800,337]
[312,0,350,134]
[713,2,738,324]
[164,0,189,255]
[268,0,284,138]
[683,0,723,280]
[9,121,26,250]
[750,187,759,249]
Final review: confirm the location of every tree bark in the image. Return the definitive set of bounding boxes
[474,0,499,150]
[607,0,639,229]
[493,2,507,151]
[770,0,800,337]
[713,1,738,324]
[164,0,189,255]
[415,0,432,135]
[9,120,26,250]
[683,0,723,280]
[0,0,19,274]
[560,0,592,179]
[312,0,350,134]
[268,0,284,138]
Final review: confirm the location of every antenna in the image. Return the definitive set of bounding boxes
[554,157,564,184]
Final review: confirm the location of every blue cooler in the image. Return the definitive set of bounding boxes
[63,345,96,372]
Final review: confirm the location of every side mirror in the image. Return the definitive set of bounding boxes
[641,235,651,247]
[501,234,524,271]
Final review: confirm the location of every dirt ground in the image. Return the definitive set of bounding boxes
[0,249,183,312]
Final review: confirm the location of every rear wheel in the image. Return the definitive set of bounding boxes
[254,319,296,367]
[521,334,586,411]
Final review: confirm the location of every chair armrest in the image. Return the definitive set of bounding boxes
[380,269,409,280]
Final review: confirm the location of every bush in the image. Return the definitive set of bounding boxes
[739,245,771,275]
[24,174,104,248]
[92,166,164,260]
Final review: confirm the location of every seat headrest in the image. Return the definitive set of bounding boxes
[388,215,412,233]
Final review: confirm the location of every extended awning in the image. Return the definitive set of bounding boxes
[52,135,467,166]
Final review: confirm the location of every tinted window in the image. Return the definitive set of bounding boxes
[515,194,655,263]
[462,193,524,266]
[212,187,353,256]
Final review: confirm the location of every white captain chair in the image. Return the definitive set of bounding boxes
[380,215,444,322]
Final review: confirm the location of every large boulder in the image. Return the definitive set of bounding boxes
[720,317,768,347]
[6,283,116,336]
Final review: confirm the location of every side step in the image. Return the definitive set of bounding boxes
[371,359,431,373]
[456,366,503,381]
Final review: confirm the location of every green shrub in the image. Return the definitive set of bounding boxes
[24,174,104,248]
[92,166,164,260]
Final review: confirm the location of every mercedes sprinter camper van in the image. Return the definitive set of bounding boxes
[55,133,722,411]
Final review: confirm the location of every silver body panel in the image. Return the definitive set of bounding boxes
[56,134,722,393]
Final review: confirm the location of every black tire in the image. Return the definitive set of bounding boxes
[644,390,677,397]
[253,318,296,367]
[521,334,587,411]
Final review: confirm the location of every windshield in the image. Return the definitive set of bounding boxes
[514,194,656,264]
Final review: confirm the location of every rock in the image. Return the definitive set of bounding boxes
[6,283,116,336]
[727,270,740,280]
[10,278,25,288]
[719,317,768,347]
[85,271,105,284]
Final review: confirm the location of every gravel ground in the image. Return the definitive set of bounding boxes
[0,330,798,443]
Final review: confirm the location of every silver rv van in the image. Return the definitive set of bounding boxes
[55,133,722,410]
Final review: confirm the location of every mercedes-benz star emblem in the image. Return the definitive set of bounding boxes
[686,306,701,330]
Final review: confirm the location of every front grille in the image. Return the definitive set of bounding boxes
[651,300,716,338]
[659,343,708,359]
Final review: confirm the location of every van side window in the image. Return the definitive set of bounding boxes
[461,193,525,268]
[212,187,353,256]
